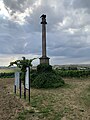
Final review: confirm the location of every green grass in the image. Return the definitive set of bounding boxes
[17,110,30,120]
[0,68,20,73]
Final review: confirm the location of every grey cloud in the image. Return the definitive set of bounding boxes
[0,17,41,55]
[3,0,90,31]
[47,32,90,59]
[3,0,65,32]
[3,0,34,12]
[49,46,90,59]
[51,56,90,65]
[3,0,23,12]
[25,4,64,32]
[73,0,90,9]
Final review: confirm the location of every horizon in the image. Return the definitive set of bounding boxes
[1,63,90,68]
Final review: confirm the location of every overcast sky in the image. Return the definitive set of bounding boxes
[0,0,90,66]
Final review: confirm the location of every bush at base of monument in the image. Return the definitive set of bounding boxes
[31,64,65,88]
[37,64,52,73]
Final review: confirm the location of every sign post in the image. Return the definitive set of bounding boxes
[25,67,29,90]
[15,72,20,94]
[25,67,30,102]
[28,66,30,103]
[20,73,21,98]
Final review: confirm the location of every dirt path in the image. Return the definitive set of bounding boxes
[0,78,24,120]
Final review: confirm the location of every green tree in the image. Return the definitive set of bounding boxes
[9,57,36,83]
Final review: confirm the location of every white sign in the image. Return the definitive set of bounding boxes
[15,72,20,89]
[25,67,29,89]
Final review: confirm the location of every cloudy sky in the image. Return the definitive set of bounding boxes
[0,0,90,66]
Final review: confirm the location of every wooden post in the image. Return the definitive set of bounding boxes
[24,72,26,99]
[14,85,16,94]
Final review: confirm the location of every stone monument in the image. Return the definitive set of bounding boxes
[39,14,50,65]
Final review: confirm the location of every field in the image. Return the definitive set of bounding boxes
[0,68,20,73]
[0,78,90,120]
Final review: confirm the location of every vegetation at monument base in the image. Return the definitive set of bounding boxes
[31,64,65,88]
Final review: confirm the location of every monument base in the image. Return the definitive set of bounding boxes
[39,56,50,65]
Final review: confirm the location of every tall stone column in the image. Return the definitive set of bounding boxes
[42,19,46,57]
[39,14,50,65]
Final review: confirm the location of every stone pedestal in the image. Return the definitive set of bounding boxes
[39,56,50,65]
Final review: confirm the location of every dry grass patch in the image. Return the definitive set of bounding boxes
[80,85,90,108]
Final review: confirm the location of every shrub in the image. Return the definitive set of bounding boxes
[31,71,38,82]
[55,70,90,78]
[0,72,14,78]
[37,64,52,73]
[31,70,65,88]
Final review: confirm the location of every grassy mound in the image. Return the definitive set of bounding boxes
[31,65,65,88]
